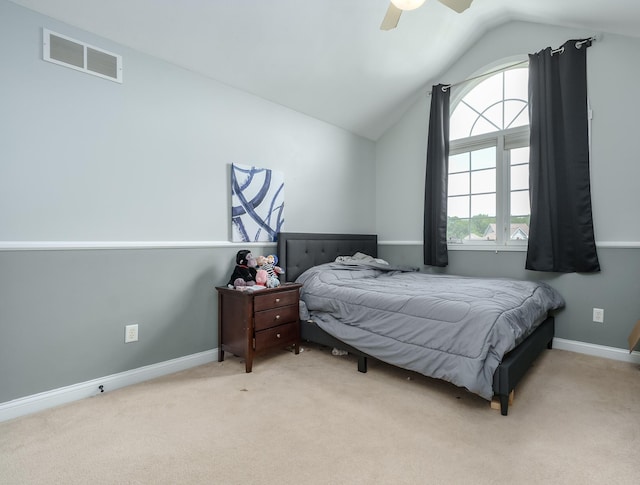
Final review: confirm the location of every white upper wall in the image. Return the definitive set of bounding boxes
[0,0,376,242]
[6,1,637,247]
[375,21,640,244]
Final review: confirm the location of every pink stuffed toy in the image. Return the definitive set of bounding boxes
[255,269,268,287]
[255,254,284,288]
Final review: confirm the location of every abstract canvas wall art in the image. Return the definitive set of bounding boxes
[231,163,284,242]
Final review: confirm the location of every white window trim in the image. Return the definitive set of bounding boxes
[447,243,527,252]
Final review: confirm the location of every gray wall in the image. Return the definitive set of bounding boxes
[376,22,640,350]
[0,1,375,403]
[0,247,229,401]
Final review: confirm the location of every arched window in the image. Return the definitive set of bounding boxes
[447,66,530,246]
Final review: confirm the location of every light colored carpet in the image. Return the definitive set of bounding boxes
[1,344,639,484]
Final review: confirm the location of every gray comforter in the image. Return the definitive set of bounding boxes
[297,262,565,400]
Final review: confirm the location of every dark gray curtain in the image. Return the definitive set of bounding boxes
[526,39,600,273]
[423,84,450,267]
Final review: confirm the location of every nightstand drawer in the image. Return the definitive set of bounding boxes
[254,289,299,312]
[255,322,299,350]
[254,304,298,331]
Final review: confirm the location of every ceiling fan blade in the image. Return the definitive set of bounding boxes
[380,3,403,31]
[438,0,474,13]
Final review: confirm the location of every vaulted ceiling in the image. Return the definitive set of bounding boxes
[10,0,640,140]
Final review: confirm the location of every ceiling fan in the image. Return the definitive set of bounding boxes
[380,0,474,31]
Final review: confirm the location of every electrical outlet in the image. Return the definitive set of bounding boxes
[592,308,604,324]
[125,324,139,343]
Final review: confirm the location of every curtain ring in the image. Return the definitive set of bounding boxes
[576,37,595,49]
[551,46,564,56]
[441,84,451,92]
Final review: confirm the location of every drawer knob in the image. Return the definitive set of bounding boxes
[275,298,281,303]
[276,333,281,338]
[275,315,280,320]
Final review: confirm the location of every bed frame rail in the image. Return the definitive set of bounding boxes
[301,320,369,373]
[492,316,554,415]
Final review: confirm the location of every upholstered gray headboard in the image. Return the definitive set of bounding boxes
[277,232,378,283]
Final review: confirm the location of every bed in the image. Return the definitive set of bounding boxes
[277,232,565,415]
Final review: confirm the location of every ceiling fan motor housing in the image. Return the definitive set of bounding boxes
[391,0,427,11]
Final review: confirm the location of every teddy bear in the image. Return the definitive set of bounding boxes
[227,250,258,288]
[256,254,284,288]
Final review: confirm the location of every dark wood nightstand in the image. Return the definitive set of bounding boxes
[216,283,302,372]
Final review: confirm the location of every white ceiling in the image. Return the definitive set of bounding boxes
[10,0,640,140]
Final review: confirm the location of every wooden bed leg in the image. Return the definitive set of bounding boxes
[358,356,368,373]
[491,390,514,416]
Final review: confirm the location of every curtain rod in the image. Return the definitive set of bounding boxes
[551,36,595,56]
[427,36,597,96]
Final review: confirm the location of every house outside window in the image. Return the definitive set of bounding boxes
[447,65,530,249]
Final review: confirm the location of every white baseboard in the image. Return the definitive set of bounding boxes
[2,341,637,423]
[553,338,640,364]
[0,349,218,423]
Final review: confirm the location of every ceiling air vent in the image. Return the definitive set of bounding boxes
[43,29,122,83]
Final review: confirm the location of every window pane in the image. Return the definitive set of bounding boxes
[511,190,530,216]
[449,103,476,141]
[470,117,500,137]
[471,169,496,194]
[449,152,469,173]
[504,100,528,129]
[471,193,495,217]
[470,216,497,239]
[448,172,469,196]
[509,215,530,240]
[448,196,470,218]
[510,146,529,165]
[510,110,529,129]
[471,147,496,170]
[464,74,502,113]
[481,103,503,131]
[511,164,528,191]
[504,68,528,100]
[447,217,470,241]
